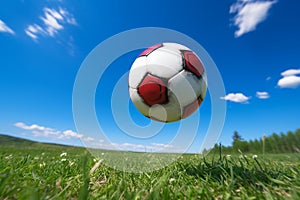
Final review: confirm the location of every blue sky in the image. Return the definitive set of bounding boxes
[0,0,299,153]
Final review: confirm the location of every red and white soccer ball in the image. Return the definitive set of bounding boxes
[128,43,207,122]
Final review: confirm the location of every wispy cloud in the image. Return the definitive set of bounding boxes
[15,122,182,152]
[40,8,64,37]
[0,19,15,35]
[112,142,177,152]
[25,24,46,40]
[83,137,95,142]
[280,69,300,77]
[15,122,54,132]
[221,93,250,103]
[25,7,77,40]
[85,140,180,153]
[151,143,174,149]
[61,130,83,139]
[230,0,277,37]
[277,68,300,88]
[256,91,270,99]
[15,122,85,140]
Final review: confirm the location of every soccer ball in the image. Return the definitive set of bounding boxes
[128,43,207,122]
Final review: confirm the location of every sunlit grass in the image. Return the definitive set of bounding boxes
[0,146,299,199]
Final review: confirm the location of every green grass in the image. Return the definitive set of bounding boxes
[0,137,300,199]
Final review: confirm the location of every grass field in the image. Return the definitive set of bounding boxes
[0,136,300,199]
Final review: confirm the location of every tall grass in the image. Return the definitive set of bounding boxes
[0,146,299,199]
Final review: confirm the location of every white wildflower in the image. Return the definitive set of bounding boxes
[61,158,67,162]
[39,162,46,168]
[101,152,105,156]
[252,155,258,159]
[169,178,175,183]
[60,152,67,157]
[5,154,13,159]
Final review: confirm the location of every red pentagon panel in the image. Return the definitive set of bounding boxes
[182,98,202,119]
[138,74,168,106]
[139,43,163,57]
[183,51,204,78]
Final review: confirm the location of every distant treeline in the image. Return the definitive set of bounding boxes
[210,129,300,154]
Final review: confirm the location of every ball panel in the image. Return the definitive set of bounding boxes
[129,88,150,117]
[146,48,183,79]
[183,51,204,78]
[168,70,203,106]
[149,103,182,122]
[139,43,163,57]
[128,56,148,89]
[182,98,202,119]
[199,72,207,100]
[163,43,191,51]
[138,74,168,106]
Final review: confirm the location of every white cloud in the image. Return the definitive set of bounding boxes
[58,7,77,26]
[281,69,300,77]
[151,143,173,149]
[25,7,77,40]
[277,75,300,88]
[40,8,64,37]
[256,91,270,99]
[14,122,89,141]
[118,142,175,152]
[0,19,15,35]
[230,0,277,37]
[83,137,95,142]
[89,141,178,152]
[14,122,181,152]
[221,93,250,103]
[120,143,145,150]
[14,122,53,131]
[277,68,300,88]
[62,130,83,139]
[45,7,64,21]
[25,24,45,40]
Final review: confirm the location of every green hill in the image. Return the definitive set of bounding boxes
[0,134,80,150]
